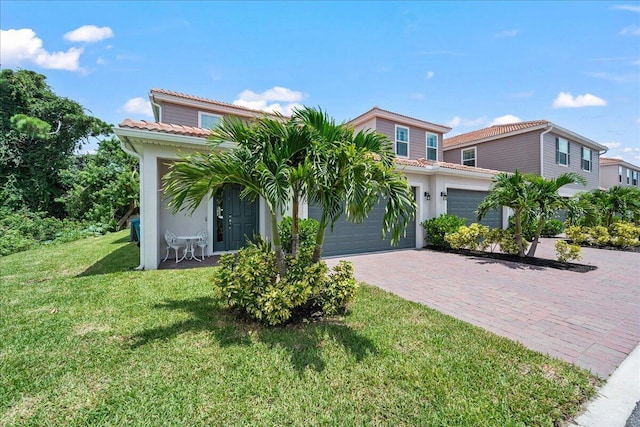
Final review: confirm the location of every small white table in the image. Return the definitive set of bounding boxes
[176,235,201,262]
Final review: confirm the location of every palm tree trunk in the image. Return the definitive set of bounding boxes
[526,220,545,257]
[291,195,299,257]
[514,210,525,257]
[312,213,328,263]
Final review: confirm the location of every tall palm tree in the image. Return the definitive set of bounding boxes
[477,170,532,257]
[294,107,415,262]
[524,172,586,257]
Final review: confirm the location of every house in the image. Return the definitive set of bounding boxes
[443,120,609,196]
[599,157,640,189]
[114,89,504,270]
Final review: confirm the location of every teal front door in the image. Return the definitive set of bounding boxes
[213,186,258,252]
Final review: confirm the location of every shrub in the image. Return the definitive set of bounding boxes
[609,222,640,248]
[555,240,582,263]
[212,245,357,326]
[565,225,610,246]
[445,223,490,251]
[485,228,529,255]
[421,214,466,248]
[541,219,564,237]
[279,217,320,253]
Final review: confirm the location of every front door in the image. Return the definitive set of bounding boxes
[213,185,258,252]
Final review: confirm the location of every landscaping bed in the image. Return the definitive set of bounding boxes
[424,245,598,273]
[0,231,598,426]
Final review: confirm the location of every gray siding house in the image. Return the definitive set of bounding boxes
[599,157,640,189]
[443,120,609,195]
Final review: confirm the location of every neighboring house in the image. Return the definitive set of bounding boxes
[443,120,609,196]
[115,89,503,270]
[599,157,640,189]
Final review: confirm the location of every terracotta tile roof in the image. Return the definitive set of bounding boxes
[600,157,640,170]
[349,106,451,132]
[119,119,211,138]
[150,88,285,118]
[443,120,550,148]
[395,158,503,175]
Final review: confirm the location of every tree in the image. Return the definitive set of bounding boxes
[294,107,415,262]
[573,186,640,227]
[524,173,586,257]
[0,69,111,217]
[57,137,140,230]
[477,170,532,257]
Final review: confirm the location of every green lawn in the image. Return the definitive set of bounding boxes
[0,231,597,426]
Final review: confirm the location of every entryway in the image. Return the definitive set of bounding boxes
[213,185,258,252]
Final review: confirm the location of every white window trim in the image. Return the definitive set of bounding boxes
[581,147,592,172]
[198,111,222,129]
[426,132,438,161]
[557,137,569,167]
[395,125,410,158]
[461,146,477,167]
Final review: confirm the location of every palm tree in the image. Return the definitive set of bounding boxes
[524,172,586,257]
[164,115,302,277]
[294,107,416,262]
[477,170,532,257]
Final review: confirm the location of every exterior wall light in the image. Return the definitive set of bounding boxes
[441,192,447,199]
[424,192,431,200]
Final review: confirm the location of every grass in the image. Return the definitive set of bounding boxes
[1,231,598,426]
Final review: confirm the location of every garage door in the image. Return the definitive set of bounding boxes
[446,189,502,229]
[308,189,416,257]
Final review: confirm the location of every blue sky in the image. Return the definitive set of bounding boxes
[2,1,639,162]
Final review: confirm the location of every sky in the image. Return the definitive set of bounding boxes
[1,1,639,162]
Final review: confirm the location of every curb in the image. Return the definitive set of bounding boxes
[570,343,640,427]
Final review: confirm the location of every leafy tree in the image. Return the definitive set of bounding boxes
[524,173,586,257]
[477,170,532,257]
[57,137,139,230]
[573,186,640,226]
[0,69,111,217]
[294,107,415,263]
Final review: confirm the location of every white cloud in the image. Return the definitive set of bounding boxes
[490,114,521,126]
[586,71,639,83]
[0,28,83,71]
[96,56,106,65]
[120,97,153,117]
[612,5,640,12]
[495,29,519,38]
[233,86,306,115]
[619,24,640,36]
[410,92,425,100]
[425,71,434,79]
[64,25,114,43]
[446,116,487,128]
[552,92,607,108]
[622,147,640,153]
[603,142,622,149]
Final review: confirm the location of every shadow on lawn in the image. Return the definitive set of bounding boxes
[77,243,139,277]
[128,296,377,375]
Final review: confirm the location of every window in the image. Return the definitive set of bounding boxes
[198,112,222,129]
[627,169,631,184]
[581,147,592,171]
[426,133,438,161]
[395,125,409,157]
[556,137,569,166]
[619,166,623,183]
[633,171,638,186]
[462,147,477,167]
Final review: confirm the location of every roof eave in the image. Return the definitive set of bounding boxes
[349,108,451,134]
[443,123,550,151]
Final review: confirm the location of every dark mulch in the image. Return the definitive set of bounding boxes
[568,241,640,254]
[424,245,597,273]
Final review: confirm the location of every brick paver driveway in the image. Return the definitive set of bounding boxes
[327,238,640,378]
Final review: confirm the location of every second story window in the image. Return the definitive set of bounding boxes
[633,171,638,186]
[426,133,438,161]
[581,147,592,171]
[462,147,476,167]
[556,137,569,166]
[627,169,631,184]
[199,112,222,130]
[395,125,409,157]
[619,166,623,183]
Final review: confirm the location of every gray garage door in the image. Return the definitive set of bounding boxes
[308,189,417,257]
[446,189,502,229]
